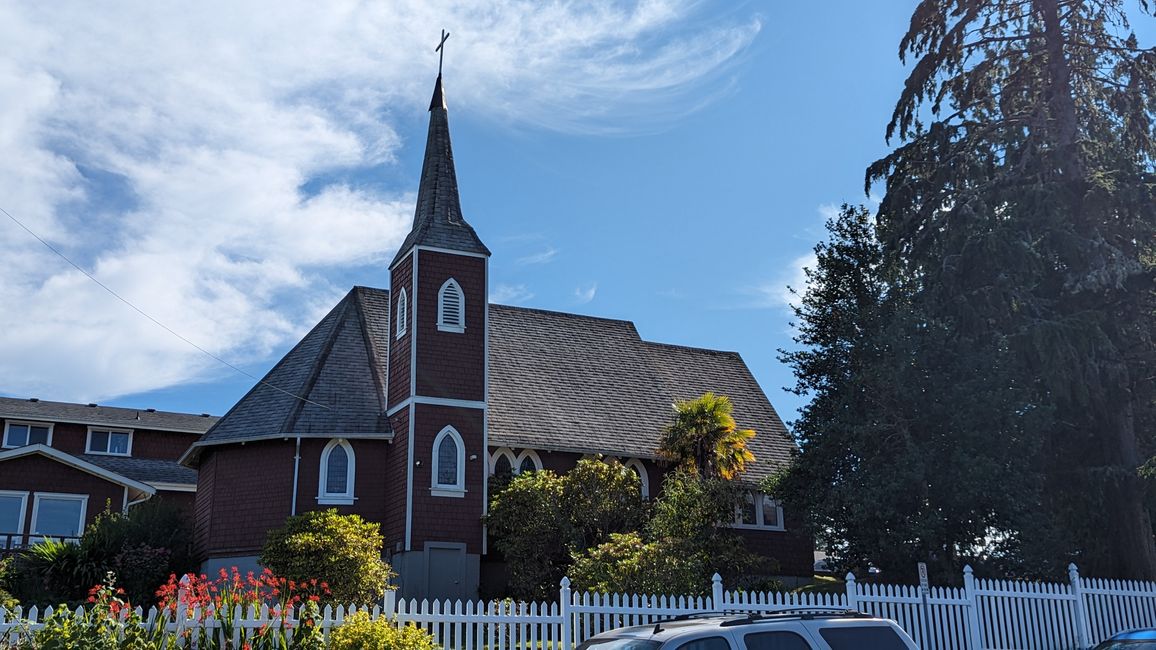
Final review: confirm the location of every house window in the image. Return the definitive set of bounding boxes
[431,426,466,497]
[396,288,408,339]
[490,448,516,477]
[732,491,785,531]
[0,491,28,549]
[437,279,465,333]
[624,458,650,499]
[86,428,132,456]
[31,493,87,540]
[318,439,356,505]
[515,449,542,474]
[3,422,52,448]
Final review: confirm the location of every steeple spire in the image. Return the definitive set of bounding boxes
[390,44,489,268]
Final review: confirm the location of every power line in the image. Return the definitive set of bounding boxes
[0,204,330,410]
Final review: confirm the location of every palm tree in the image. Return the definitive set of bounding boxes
[658,392,755,480]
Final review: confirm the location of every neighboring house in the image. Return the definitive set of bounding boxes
[0,397,215,551]
[181,71,812,600]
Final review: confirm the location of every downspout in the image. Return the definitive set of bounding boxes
[291,436,302,515]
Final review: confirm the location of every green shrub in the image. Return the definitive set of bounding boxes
[9,538,104,607]
[329,612,437,650]
[32,575,164,650]
[261,509,393,605]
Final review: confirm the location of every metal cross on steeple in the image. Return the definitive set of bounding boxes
[436,30,450,75]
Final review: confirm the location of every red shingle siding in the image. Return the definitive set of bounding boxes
[414,251,485,401]
[294,438,393,525]
[388,252,414,409]
[1,417,200,461]
[193,453,216,557]
[410,404,485,553]
[201,440,294,557]
[0,454,126,534]
[383,409,410,549]
[734,509,814,577]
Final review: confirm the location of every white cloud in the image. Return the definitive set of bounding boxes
[574,283,599,304]
[491,284,534,304]
[516,247,558,265]
[0,1,759,401]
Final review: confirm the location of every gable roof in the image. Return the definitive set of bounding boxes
[186,286,794,482]
[0,444,155,497]
[390,74,489,268]
[0,397,216,434]
[182,287,393,465]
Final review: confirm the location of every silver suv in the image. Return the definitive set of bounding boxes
[576,610,919,650]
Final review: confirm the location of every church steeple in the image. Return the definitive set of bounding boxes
[390,71,490,268]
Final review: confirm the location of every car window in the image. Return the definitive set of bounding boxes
[818,626,908,650]
[675,636,733,650]
[578,639,662,650]
[744,631,814,650]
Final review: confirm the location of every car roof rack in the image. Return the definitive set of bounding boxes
[718,609,871,626]
[653,612,728,633]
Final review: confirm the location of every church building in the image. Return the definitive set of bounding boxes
[180,71,810,600]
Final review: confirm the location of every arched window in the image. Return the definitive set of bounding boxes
[431,426,466,497]
[489,448,516,477]
[624,458,650,499]
[515,449,542,474]
[437,279,465,333]
[396,288,408,339]
[318,439,355,505]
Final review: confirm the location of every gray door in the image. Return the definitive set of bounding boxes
[427,546,465,600]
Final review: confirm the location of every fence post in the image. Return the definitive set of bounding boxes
[711,573,724,612]
[560,576,572,650]
[845,573,859,613]
[382,589,397,616]
[1069,563,1092,649]
[962,565,984,650]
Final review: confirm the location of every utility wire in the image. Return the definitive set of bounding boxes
[1,204,331,410]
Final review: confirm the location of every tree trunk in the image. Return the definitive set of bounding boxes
[1035,0,1084,178]
[1101,397,1156,579]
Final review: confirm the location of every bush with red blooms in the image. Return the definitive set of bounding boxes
[28,572,165,649]
[155,566,328,649]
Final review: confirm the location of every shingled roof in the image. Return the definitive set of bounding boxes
[0,397,216,434]
[390,74,489,268]
[80,454,198,487]
[181,287,393,466]
[186,286,794,482]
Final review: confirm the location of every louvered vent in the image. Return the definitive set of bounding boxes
[438,279,465,332]
[396,289,408,338]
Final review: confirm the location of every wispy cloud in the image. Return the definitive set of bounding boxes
[0,1,759,401]
[516,247,558,265]
[574,283,599,304]
[491,284,534,304]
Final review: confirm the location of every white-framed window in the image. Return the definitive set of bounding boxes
[318,439,356,505]
[431,426,466,497]
[437,278,465,333]
[396,288,408,339]
[515,449,542,474]
[0,491,28,549]
[31,493,88,540]
[3,421,52,448]
[489,447,516,476]
[732,491,785,531]
[86,427,133,456]
[624,458,651,499]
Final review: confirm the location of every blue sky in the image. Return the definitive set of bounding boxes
[8,2,1137,429]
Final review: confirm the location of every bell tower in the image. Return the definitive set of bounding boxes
[385,53,490,599]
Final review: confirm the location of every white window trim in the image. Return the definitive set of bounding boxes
[0,490,29,548]
[437,278,466,333]
[431,426,466,497]
[396,288,409,339]
[85,427,134,457]
[317,438,356,505]
[30,492,88,540]
[731,491,785,531]
[2,421,54,449]
[515,449,543,474]
[489,447,516,475]
[624,458,651,499]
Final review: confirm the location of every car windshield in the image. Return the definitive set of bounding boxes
[1093,643,1156,650]
[578,638,663,650]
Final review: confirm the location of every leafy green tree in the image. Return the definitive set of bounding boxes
[487,457,645,600]
[658,393,756,480]
[261,509,393,605]
[864,0,1156,579]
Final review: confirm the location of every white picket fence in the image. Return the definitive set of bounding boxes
[3,564,1156,649]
